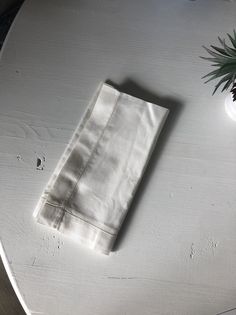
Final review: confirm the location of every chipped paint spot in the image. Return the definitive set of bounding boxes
[209,239,218,256]
[32,257,36,266]
[190,243,195,259]
[36,155,46,170]
[56,238,63,250]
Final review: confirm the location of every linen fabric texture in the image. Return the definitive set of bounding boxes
[33,83,169,255]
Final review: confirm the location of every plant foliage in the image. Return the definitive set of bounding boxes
[201,30,236,98]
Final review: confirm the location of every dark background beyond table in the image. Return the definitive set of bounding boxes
[0,0,24,49]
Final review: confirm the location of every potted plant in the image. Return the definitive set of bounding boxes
[201,30,236,121]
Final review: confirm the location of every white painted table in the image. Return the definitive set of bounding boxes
[1,1,236,314]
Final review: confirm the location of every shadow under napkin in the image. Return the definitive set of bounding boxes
[106,79,184,252]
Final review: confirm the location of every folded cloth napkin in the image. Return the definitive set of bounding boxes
[33,82,169,255]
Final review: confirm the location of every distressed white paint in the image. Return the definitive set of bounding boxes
[1,0,236,314]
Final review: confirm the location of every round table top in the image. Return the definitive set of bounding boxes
[1,1,236,314]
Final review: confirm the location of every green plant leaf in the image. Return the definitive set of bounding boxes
[204,73,222,84]
[202,64,236,83]
[218,63,236,76]
[234,29,236,41]
[221,76,233,92]
[218,37,236,57]
[202,68,220,79]
[211,44,230,56]
[227,33,236,49]
[212,73,233,94]
[200,56,227,64]
[202,45,228,59]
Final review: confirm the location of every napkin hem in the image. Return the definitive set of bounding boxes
[35,200,116,255]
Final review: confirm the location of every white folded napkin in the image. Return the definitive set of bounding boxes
[33,83,169,255]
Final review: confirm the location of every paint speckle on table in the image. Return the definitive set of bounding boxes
[190,243,195,259]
